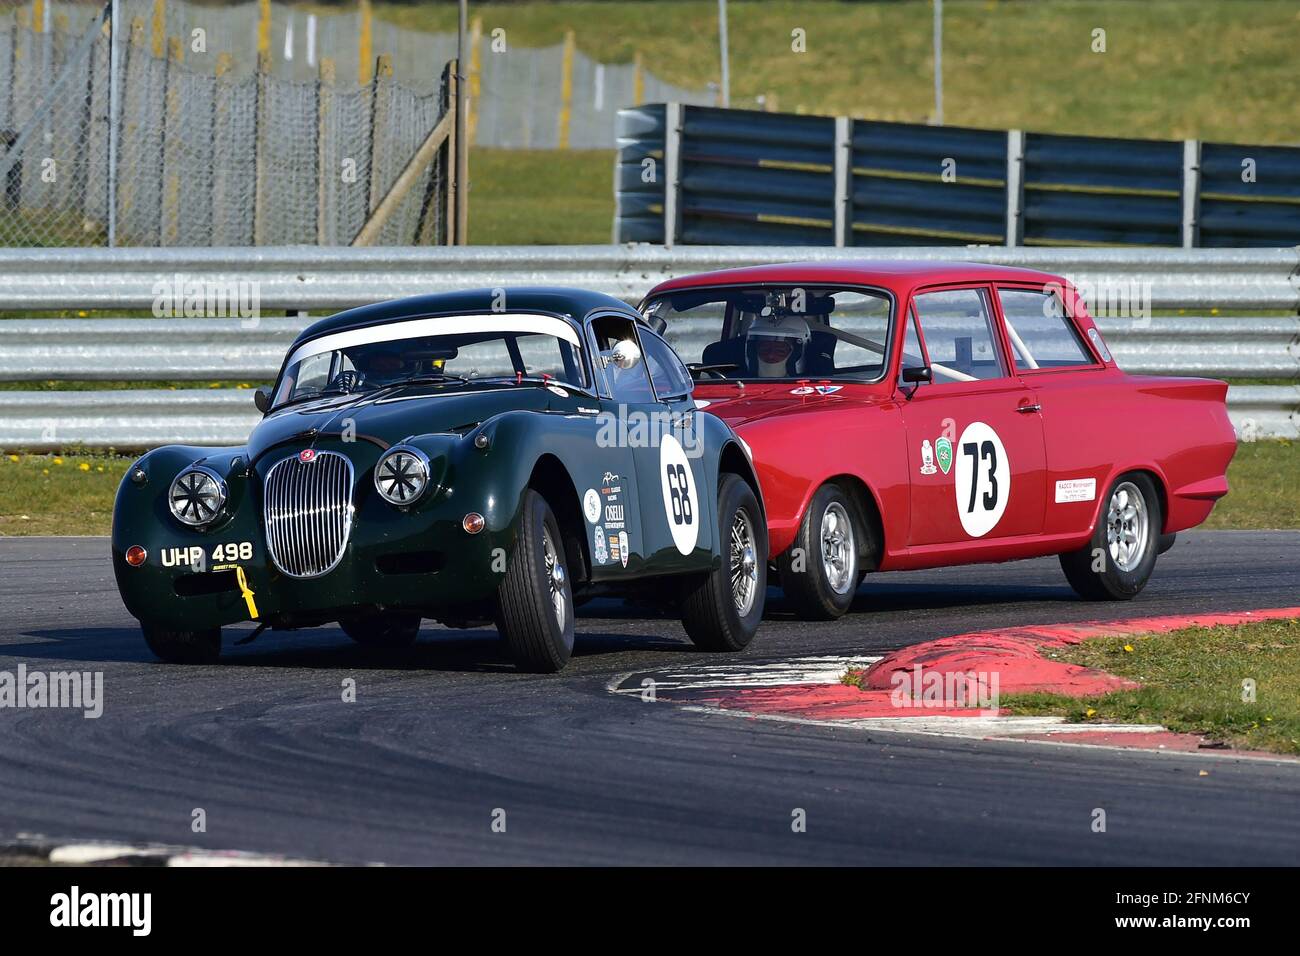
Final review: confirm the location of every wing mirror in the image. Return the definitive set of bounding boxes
[609,339,642,370]
[253,386,271,413]
[901,366,932,385]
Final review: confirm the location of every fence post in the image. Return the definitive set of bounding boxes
[257,0,271,62]
[150,0,164,58]
[316,57,334,245]
[252,50,270,245]
[663,102,683,247]
[1182,139,1201,249]
[368,53,393,217]
[443,59,459,244]
[833,115,851,248]
[106,0,120,245]
[358,0,373,85]
[160,35,182,246]
[467,16,481,147]
[558,29,575,150]
[210,52,232,245]
[116,16,145,244]
[1005,128,1025,246]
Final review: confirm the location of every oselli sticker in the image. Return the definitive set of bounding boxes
[598,471,631,566]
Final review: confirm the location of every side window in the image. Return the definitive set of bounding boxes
[297,352,334,391]
[911,288,1005,383]
[643,297,726,366]
[590,315,656,404]
[640,330,693,401]
[997,288,1096,370]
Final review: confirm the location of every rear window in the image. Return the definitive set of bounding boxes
[997,288,1096,370]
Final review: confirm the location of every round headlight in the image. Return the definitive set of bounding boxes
[168,466,227,527]
[374,446,430,506]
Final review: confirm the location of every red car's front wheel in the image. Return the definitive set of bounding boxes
[778,483,863,621]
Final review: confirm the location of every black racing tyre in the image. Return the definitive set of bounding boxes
[496,489,576,673]
[777,482,862,620]
[681,474,767,652]
[1060,472,1161,601]
[341,613,421,648]
[142,625,222,664]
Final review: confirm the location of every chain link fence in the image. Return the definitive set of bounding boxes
[0,0,455,247]
[0,0,712,248]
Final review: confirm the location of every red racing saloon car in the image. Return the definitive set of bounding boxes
[641,261,1236,620]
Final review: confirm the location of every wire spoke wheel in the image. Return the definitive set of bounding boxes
[730,507,758,616]
[542,524,567,631]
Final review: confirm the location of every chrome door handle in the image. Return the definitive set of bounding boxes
[1016,403,1042,413]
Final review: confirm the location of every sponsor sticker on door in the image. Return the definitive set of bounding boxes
[935,436,953,475]
[1055,478,1097,503]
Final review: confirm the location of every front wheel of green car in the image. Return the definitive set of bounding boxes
[496,489,576,673]
[341,613,421,648]
[142,625,222,664]
[681,474,767,652]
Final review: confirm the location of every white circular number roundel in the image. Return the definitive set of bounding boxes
[952,421,1010,538]
[583,489,601,524]
[659,434,699,555]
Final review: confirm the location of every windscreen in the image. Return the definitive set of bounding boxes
[273,315,588,407]
[642,286,892,381]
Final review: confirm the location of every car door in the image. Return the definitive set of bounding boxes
[634,327,715,573]
[898,285,1047,549]
[994,283,1111,536]
[584,313,653,578]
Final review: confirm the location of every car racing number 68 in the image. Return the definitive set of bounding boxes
[660,434,700,555]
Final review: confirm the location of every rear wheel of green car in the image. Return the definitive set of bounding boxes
[142,625,222,664]
[496,490,576,673]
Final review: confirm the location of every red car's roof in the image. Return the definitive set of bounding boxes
[645,259,1066,298]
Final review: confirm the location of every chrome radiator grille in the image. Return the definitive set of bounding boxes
[263,451,354,578]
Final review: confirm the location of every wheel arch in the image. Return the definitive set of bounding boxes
[821,473,886,571]
[717,440,766,520]
[526,453,591,586]
[1093,464,1171,536]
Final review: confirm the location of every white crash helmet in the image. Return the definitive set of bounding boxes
[745,311,813,377]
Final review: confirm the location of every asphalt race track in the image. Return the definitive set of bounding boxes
[1,530,1298,866]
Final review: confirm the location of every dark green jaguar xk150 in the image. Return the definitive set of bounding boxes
[112,287,767,672]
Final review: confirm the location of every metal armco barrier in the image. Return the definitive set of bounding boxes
[614,104,1300,248]
[3,314,1296,382]
[0,245,1297,448]
[0,245,1297,310]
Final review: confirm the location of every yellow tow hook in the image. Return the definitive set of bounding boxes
[213,563,259,620]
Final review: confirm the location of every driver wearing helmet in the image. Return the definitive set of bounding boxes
[350,347,412,386]
[745,311,813,377]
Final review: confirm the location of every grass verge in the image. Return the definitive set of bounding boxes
[0,452,131,536]
[467,148,613,244]
[1203,439,1299,530]
[382,1,1299,143]
[1,440,1296,536]
[1002,618,1300,755]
